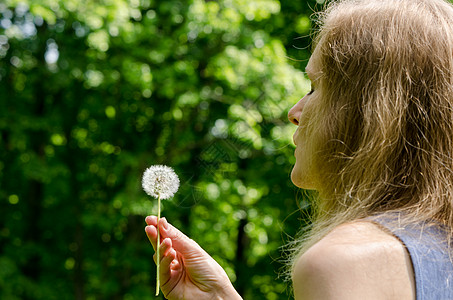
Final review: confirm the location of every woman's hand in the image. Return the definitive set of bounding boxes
[145,216,242,300]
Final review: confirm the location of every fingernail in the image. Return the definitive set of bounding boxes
[161,217,169,230]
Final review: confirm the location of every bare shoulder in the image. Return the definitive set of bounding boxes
[293,221,415,300]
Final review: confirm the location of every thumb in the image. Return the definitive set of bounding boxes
[158,218,205,257]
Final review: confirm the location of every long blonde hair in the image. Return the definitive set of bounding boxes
[288,0,453,281]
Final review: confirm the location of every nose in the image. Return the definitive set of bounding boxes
[288,97,305,126]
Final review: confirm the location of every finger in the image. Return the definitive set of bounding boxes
[152,239,173,266]
[160,248,177,286]
[159,238,172,260]
[158,218,204,256]
[145,225,157,251]
[145,215,158,226]
[170,258,181,271]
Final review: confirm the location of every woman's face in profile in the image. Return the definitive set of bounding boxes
[288,50,323,190]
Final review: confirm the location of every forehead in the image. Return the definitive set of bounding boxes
[305,48,322,80]
[305,61,314,76]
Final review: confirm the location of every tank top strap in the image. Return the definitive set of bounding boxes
[370,214,453,300]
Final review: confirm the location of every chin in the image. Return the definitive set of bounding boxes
[290,166,316,189]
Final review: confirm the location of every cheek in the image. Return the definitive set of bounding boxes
[299,96,321,132]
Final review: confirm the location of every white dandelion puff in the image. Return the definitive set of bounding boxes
[142,165,179,199]
[141,164,179,296]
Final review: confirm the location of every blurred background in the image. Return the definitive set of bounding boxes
[0,0,324,299]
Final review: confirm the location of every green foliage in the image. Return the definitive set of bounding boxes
[0,0,322,298]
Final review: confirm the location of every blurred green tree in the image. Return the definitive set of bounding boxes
[0,0,323,299]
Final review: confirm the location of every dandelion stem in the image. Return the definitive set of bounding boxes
[156,193,161,296]
[141,165,179,297]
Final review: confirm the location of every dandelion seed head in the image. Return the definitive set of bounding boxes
[142,165,179,199]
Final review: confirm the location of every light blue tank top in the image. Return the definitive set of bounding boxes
[373,216,453,300]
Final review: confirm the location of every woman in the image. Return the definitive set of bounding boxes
[145,0,453,298]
